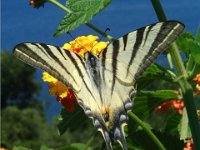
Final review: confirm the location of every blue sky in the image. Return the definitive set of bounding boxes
[1,0,200,121]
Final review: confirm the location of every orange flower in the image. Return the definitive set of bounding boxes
[42,72,77,112]
[193,74,200,95]
[193,74,200,85]
[42,35,109,112]
[29,0,46,9]
[63,35,109,57]
[183,137,194,150]
[156,100,184,115]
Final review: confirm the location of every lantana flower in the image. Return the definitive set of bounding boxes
[183,137,194,150]
[30,0,46,9]
[42,35,109,112]
[156,100,184,115]
[63,35,109,57]
[193,74,200,96]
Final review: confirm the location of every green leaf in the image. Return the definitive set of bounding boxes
[132,90,181,120]
[176,32,195,56]
[12,146,31,150]
[57,105,88,135]
[188,40,200,64]
[40,145,54,150]
[147,110,181,135]
[137,64,175,90]
[196,26,200,42]
[126,130,184,150]
[54,0,112,36]
[58,143,92,150]
[176,32,200,64]
[179,108,191,140]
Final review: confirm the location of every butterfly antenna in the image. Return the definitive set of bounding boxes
[99,28,110,42]
[67,32,87,50]
[91,28,110,51]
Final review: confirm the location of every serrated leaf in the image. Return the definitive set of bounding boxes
[147,110,181,135]
[137,64,175,90]
[132,90,180,120]
[176,32,195,56]
[54,0,112,36]
[176,32,200,64]
[57,106,88,135]
[188,40,200,64]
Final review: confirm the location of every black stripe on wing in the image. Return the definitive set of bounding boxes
[134,21,184,79]
[13,43,85,91]
[64,51,96,100]
[111,40,120,95]
[127,28,145,73]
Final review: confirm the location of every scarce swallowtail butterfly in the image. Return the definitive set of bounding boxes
[13,21,184,150]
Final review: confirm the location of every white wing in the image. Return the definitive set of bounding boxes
[14,43,86,92]
[100,21,184,99]
[97,21,184,149]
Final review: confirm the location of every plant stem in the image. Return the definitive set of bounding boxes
[48,0,72,13]
[48,0,114,40]
[128,112,165,150]
[151,0,200,149]
[84,135,95,150]
[85,23,115,41]
[166,53,174,69]
[151,0,167,21]
[170,43,187,75]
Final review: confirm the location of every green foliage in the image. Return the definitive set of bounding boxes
[54,0,112,36]
[13,146,32,150]
[133,90,180,120]
[57,105,88,135]
[126,130,184,150]
[137,64,176,90]
[176,32,200,79]
[58,143,92,150]
[177,32,200,64]
[1,51,41,109]
[1,106,46,149]
[40,145,54,150]
[179,108,191,140]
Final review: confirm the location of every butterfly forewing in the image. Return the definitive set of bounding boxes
[14,43,86,92]
[100,21,184,84]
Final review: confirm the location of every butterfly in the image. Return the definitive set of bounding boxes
[13,21,184,150]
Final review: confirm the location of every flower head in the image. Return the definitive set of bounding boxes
[156,100,184,115]
[63,35,109,57]
[183,137,194,150]
[29,0,46,9]
[42,72,77,112]
[42,35,108,112]
[193,74,200,96]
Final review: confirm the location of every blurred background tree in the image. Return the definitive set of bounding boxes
[1,51,40,109]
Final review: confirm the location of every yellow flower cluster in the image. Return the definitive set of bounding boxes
[42,35,109,111]
[42,72,68,98]
[63,35,109,56]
